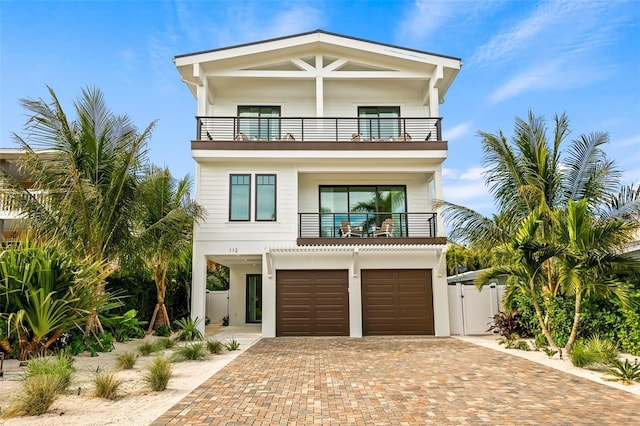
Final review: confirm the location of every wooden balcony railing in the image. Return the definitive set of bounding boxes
[298,212,438,239]
[196,117,442,143]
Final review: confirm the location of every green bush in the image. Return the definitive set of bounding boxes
[101,309,147,342]
[154,325,171,337]
[569,336,618,369]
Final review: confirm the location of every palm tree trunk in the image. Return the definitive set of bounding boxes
[564,290,582,352]
[529,283,559,351]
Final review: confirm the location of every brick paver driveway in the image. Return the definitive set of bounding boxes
[153,337,639,425]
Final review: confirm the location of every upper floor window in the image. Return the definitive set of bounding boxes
[358,106,400,140]
[255,174,276,221]
[238,106,281,141]
[229,174,250,221]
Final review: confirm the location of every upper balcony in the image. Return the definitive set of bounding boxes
[193,117,446,151]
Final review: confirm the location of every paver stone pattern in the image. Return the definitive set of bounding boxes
[153,337,639,425]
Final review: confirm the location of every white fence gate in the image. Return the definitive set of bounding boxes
[448,282,505,335]
[206,290,229,323]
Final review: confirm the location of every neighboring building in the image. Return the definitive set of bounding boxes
[0,148,32,241]
[174,30,462,337]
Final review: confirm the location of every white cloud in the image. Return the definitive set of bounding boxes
[443,180,489,203]
[488,58,612,104]
[617,135,640,147]
[442,168,456,178]
[460,167,487,181]
[444,122,473,141]
[394,1,453,44]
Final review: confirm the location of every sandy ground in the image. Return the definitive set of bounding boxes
[1,329,638,425]
[0,324,261,426]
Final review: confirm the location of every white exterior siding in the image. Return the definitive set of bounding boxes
[179,31,462,336]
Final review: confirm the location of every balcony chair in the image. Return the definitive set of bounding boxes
[340,220,362,237]
[280,133,296,141]
[397,133,412,141]
[373,218,393,237]
[234,132,248,141]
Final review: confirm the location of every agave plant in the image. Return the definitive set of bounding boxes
[605,359,640,385]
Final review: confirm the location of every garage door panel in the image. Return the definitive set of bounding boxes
[362,269,434,336]
[276,270,349,336]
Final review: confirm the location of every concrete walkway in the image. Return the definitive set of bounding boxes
[153,337,639,425]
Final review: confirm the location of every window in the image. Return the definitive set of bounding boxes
[238,106,281,140]
[255,174,276,221]
[320,185,407,236]
[229,174,250,221]
[358,106,400,140]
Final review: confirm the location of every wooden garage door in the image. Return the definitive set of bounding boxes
[276,270,349,336]
[362,269,434,335]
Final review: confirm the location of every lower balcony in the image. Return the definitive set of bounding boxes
[297,212,446,246]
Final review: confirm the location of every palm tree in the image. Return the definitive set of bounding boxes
[135,166,204,332]
[556,199,640,350]
[1,86,153,332]
[441,111,640,349]
[476,211,566,350]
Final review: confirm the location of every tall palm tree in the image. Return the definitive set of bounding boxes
[441,111,639,349]
[135,166,204,332]
[1,86,153,332]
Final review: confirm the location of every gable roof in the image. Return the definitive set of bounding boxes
[175,29,462,63]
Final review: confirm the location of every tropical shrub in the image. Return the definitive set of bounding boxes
[174,317,203,341]
[224,338,240,351]
[0,240,109,360]
[155,325,172,337]
[569,336,618,369]
[101,309,146,342]
[605,359,640,385]
[488,311,531,338]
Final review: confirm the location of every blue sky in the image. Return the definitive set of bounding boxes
[1,0,639,216]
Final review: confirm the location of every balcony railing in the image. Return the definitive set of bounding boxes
[0,190,46,218]
[197,117,442,143]
[298,212,438,239]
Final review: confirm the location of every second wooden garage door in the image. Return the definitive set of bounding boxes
[276,270,349,336]
[362,269,434,335]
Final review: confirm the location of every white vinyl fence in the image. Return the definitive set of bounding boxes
[447,270,506,335]
[206,290,229,323]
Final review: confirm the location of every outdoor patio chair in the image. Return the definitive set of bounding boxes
[373,218,393,237]
[234,132,248,141]
[280,133,296,141]
[340,220,362,237]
